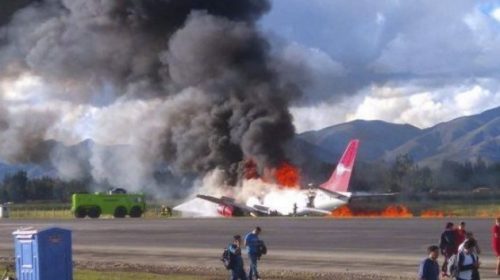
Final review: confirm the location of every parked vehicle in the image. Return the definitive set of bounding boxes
[71,190,145,218]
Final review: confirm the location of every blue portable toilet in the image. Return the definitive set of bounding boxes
[13,227,73,280]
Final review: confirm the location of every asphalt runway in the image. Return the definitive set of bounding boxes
[0,218,498,278]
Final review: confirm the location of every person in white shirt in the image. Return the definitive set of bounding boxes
[457,240,479,280]
[458,232,481,255]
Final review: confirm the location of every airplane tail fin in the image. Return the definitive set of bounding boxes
[319,139,359,193]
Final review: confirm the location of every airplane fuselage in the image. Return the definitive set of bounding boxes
[255,188,349,216]
[313,189,350,212]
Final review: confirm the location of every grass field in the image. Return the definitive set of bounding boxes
[74,270,214,280]
[429,202,500,217]
[396,199,500,217]
[0,268,213,280]
[4,200,500,219]
[5,204,175,219]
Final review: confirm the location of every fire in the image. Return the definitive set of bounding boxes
[381,205,413,217]
[331,205,413,218]
[242,159,300,189]
[331,205,353,216]
[274,162,300,188]
[243,160,259,180]
[420,210,446,218]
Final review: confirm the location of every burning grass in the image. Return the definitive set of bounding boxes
[328,204,500,218]
[330,205,413,218]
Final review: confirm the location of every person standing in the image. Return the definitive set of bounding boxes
[493,217,500,275]
[458,232,481,255]
[440,222,456,276]
[228,235,247,280]
[456,240,480,280]
[456,221,467,248]
[244,227,262,280]
[418,245,440,280]
[458,237,481,280]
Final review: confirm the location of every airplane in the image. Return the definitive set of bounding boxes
[174,139,394,217]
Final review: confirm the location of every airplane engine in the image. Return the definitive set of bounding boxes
[217,205,234,217]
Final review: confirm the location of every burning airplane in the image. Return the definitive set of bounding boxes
[174,139,396,217]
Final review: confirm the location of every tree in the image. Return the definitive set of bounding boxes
[389,154,414,193]
[3,171,28,202]
[408,166,433,193]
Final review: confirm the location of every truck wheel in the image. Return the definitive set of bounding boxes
[88,206,101,218]
[74,207,87,218]
[114,206,127,218]
[129,206,143,218]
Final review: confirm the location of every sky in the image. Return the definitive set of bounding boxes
[1,0,500,192]
[261,0,500,132]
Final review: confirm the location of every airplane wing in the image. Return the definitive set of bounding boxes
[348,192,398,199]
[296,207,332,215]
[196,194,269,216]
[196,194,232,205]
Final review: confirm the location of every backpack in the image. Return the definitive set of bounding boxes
[257,240,267,257]
[221,247,234,270]
[448,252,477,278]
[447,253,462,278]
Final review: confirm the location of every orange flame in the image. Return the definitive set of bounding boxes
[331,205,413,218]
[274,162,300,188]
[381,205,413,217]
[331,205,353,216]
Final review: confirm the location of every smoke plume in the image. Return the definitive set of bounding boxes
[0,0,299,197]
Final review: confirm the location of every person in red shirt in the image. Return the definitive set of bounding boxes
[493,217,500,275]
[456,221,467,249]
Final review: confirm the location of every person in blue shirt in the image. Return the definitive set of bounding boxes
[244,226,262,280]
[228,235,247,280]
[418,245,440,280]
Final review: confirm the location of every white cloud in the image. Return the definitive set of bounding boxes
[349,92,407,123]
[491,7,500,22]
[292,82,500,132]
[290,96,361,133]
[454,85,492,113]
[355,83,500,128]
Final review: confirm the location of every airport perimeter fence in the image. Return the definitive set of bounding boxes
[7,204,72,219]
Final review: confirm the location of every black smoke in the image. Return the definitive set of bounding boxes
[0,0,299,193]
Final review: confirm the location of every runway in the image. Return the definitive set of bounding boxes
[0,218,497,278]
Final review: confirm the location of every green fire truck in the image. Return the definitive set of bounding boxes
[71,189,146,218]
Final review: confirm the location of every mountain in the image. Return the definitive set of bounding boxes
[299,120,422,161]
[385,107,500,166]
[299,106,500,166]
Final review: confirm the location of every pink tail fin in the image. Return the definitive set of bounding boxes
[319,139,359,192]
